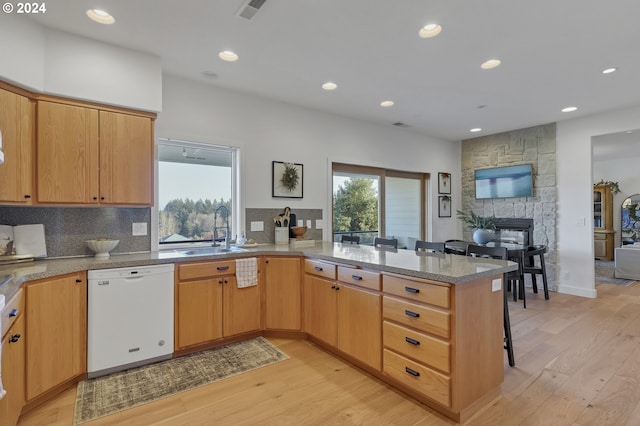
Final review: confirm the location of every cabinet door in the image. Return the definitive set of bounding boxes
[177,278,223,348]
[303,275,337,346]
[99,112,153,205]
[265,257,301,330]
[0,314,25,425]
[25,272,87,400]
[36,101,99,203]
[0,88,33,204]
[223,276,261,336]
[337,285,382,370]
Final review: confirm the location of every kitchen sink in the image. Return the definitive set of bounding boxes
[158,245,249,259]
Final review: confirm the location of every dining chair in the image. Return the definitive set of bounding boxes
[341,235,360,244]
[466,244,515,366]
[415,240,445,253]
[374,237,398,249]
[522,244,550,300]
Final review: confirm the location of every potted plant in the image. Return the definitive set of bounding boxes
[456,209,497,245]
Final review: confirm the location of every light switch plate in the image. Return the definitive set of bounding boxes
[315,219,324,229]
[306,219,312,228]
[132,222,147,236]
[250,221,264,232]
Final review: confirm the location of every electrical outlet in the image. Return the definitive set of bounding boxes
[306,219,312,228]
[132,222,147,236]
[315,219,324,229]
[250,221,264,231]
[491,278,502,292]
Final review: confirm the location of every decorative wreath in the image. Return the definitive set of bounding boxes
[280,163,300,192]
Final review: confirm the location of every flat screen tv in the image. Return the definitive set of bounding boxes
[475,164,533,199]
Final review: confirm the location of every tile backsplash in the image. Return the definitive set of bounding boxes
[0,206,151,258]
[245,208,323,243]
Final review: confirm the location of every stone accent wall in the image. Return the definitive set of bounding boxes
[461,123,557,290]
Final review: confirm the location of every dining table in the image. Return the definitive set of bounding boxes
[445,240,528,303]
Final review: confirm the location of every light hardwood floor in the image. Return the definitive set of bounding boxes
[17,279,640,426]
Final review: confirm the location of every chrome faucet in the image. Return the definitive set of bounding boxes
[212,205,231,249]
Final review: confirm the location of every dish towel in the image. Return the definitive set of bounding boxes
[236,257,258,288]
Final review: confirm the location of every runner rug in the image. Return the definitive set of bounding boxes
[74,337,288,424]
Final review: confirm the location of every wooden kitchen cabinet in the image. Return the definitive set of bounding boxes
[303,260,382,370]
[176,259,261,350]
[594,184,615,260]
[264,257,301,331]
[36,99,154,206]
[25,272,86,402]
[0,86,34,204]
[0,290,25,426]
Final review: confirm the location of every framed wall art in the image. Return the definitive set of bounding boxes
[438,172,451,194]
[272,161,303,198]
[438,195,452,217]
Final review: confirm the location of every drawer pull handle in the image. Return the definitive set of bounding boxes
[405,287,420,294]
[405,310,420,318]
[217,266,230,271]
[405,337,420,346]
[351,275,363,281]
[10,333,21,343]
[331,285,336,289]
[314,266,323,271]
[405,367,420,377]
[9,309,19,318]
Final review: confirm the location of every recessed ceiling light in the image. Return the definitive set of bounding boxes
[86,9,115,24]
[480,59,501,70]
[380,101,394,107]
[418,23,442,38]
[218,50,239,62]
[602,67,617,74]
[322,82,337,91]
[470,128,482,132]
[561,106,578,112]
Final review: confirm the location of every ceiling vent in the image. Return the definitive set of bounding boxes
[236,0,268,20]
[392,122,411,128]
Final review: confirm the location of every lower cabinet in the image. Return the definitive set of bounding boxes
[303,259,382,370]
[0,292,25,426]
[25,272,87,402]
[176,259,261,349]
[264,257,302,331]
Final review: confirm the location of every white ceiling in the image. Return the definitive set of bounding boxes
[27,0,640,147]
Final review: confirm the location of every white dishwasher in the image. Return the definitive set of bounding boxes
[87,264,174,378]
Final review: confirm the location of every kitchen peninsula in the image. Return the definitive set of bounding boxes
[0,242,517,424]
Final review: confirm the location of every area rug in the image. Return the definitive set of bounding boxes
[595,260,636,286]
[74,337,288,425]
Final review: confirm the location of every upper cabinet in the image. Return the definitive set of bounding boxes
[0,86,34,204]
[36,99,154,206]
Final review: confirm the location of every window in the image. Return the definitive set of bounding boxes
[157,138,237,245]
[332,163,427,247]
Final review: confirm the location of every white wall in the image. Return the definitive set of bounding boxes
[0,17,162,112]
[557,106,640,297]
[156,74,462,242]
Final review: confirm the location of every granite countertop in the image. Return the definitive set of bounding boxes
[0,241,517,301]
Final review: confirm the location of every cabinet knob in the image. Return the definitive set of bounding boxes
[93,196,98,200]
[76,279,83,283]
[24,194,31,199]
[9,308,19,317]
[335,286,340,291]
[100,197,105,200]
[10,334,21,343]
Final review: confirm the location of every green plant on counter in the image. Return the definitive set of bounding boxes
[595,179,621,195]
[456,209,496,230]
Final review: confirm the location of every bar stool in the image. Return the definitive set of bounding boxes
[341,235,360,244]
[522,245,550,300]
[414,240,445,253]
[374,237,398,249]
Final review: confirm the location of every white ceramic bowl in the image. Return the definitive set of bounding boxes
[86,239,119,258]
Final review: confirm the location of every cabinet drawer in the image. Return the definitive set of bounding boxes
[593,233,606,240]
[337,266,380,291]
[384,348,450,407]
[383,296,450,339]
[383,274,450,309]
[179,260,236,280]
[383,321,450,374]
[304,259,337,280]
[1,289,24,339]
